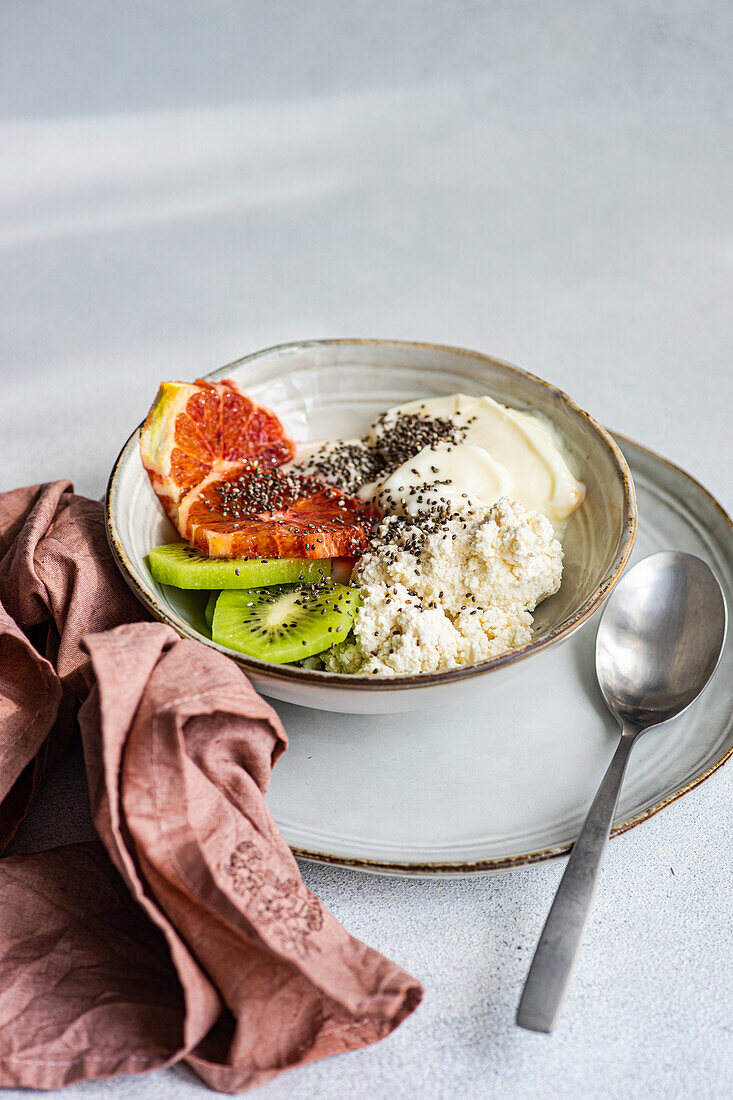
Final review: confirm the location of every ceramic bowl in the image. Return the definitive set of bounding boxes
[106,339,637,713]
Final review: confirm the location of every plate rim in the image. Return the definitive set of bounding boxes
[284,431,733,875]
[105,345,733,874]
[105,336,637,692]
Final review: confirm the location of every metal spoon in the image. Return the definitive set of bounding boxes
[517,551,727,1033]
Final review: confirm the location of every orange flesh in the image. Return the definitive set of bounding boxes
[167,380,293,498]
[141,378,373,559]
[184,481,372,559]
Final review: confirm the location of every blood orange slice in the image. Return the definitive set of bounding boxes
[179,464,374,558]
[140,378,293,523]
[140,379,374,559]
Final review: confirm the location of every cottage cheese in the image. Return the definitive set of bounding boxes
[312,497,563,676]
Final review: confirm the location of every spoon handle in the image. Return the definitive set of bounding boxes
[516,730,636,1033]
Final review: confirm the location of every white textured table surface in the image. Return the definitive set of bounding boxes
[2,3,733,1097]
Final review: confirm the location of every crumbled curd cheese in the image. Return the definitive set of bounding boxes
[313,497,563,676]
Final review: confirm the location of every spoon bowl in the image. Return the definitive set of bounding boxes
[518,551,727,1033]
[596,551,728,731]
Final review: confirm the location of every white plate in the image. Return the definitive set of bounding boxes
[265,436,733,875]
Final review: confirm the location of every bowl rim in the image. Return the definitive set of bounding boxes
[105,337,638,690]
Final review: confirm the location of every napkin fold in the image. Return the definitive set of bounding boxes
[0,482,421,1092]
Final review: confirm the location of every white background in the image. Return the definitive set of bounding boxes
[2,2,732,1098]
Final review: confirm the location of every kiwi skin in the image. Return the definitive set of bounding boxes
[149,543,331,589]
[204,591,219,632]
[211,583,362,664]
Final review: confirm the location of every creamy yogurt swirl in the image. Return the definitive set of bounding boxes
[368,394,584,526]
[291,392,584,528]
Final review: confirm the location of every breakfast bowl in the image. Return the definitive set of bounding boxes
[106,339,637,713]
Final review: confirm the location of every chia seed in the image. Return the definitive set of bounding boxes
[293,412,468,497]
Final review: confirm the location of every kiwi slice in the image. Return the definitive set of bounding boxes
[149,543,331,589]
[204,591,219,632]
[211,583,362,663]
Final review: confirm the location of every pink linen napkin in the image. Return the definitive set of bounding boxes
[0,481,421,1092]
